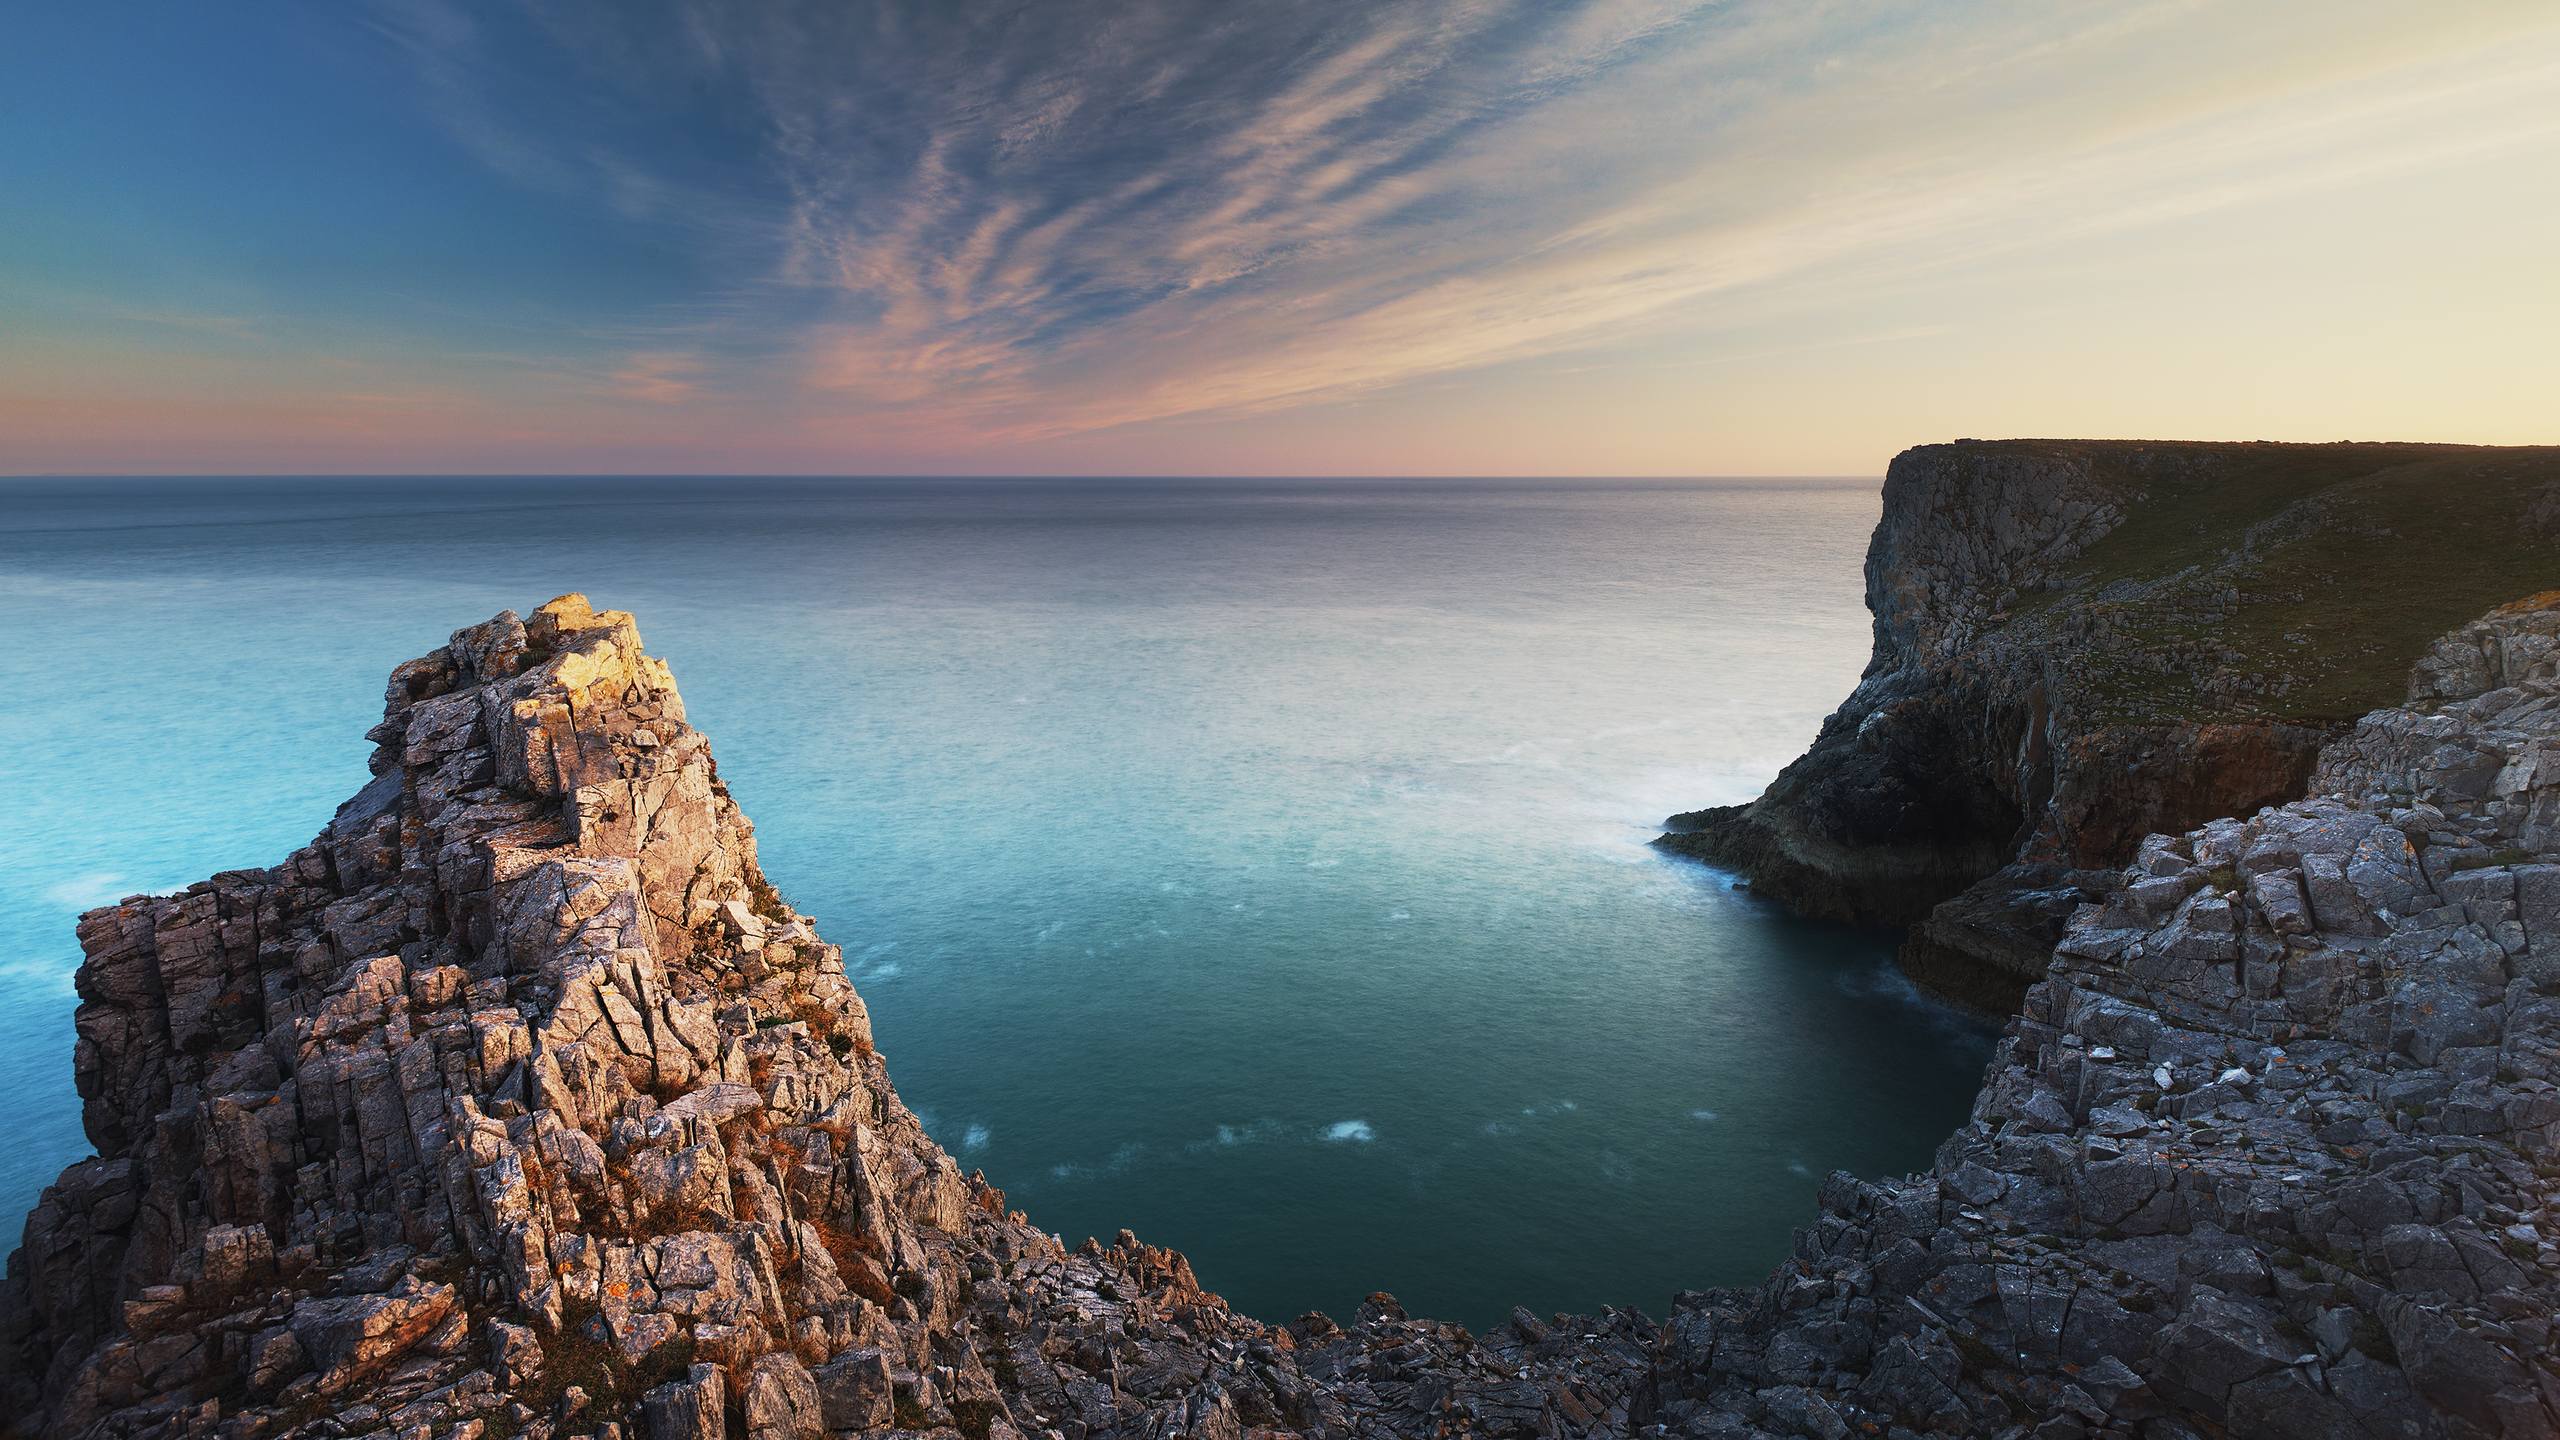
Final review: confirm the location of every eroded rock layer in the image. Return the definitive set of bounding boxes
[11,585,2560,1440]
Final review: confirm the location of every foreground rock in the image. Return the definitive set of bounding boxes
[9,587,2560,1439]
[0,596,1650,1440]
[1660,440,2560,1009]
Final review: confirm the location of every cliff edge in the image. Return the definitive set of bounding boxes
[12,581,2560,1440]
[1659,440,2560,1009]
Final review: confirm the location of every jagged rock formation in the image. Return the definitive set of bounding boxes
[1644,592,2560,1438]
[11,579,2560,1440]
[0,597,1652,1440]
[1659,440,2560,1009]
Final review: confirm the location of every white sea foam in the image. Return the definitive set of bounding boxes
[1323,1120,1375,1143]
[1832,960,2001,1044]
[0,958,79,997]
[43,872,131,910]
[961,1124,989,1152]
[1197,1119,1289,1151]
[1584,831,1657,865]
[1688,1108,1719,1122]
[1048,1142,1144,1181]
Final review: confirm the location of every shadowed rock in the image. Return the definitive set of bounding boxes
[1661,439,2560,1008]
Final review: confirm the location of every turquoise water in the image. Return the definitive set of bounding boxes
[0,476,1993,1327]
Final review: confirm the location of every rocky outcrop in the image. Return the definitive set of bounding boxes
[0,596,1653,1440]
[11,584,2560,1440]
[1644,592,2560,1438]
[1659,440,2560,1009]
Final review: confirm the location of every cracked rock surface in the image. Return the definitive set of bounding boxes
[9,587,2560,1440]
[1645,591,2560,1438]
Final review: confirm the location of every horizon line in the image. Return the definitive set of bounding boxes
[10,438,2550,483]
[2,470,1885,482]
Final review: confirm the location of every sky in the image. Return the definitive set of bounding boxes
[3,1,2556,476]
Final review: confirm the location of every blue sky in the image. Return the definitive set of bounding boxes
[5,1,2556,473]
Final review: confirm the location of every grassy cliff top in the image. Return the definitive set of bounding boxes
[1965,441,2560,727]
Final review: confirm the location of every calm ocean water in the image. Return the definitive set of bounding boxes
[0,476,1992,1327]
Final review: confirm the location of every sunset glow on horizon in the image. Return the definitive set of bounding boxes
[6,1,2558,476]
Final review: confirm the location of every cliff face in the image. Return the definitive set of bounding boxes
[12,582,2560,1440]
[1660,440,2560,1009]
[1648,591,2560,1438]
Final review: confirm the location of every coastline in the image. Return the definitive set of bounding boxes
[9,444,2560,1435]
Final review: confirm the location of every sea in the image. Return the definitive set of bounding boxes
[0,475,1994,1328]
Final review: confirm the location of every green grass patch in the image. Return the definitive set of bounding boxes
[1964,441,2560,726]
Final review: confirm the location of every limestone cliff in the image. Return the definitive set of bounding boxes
[13,584,2560,1440]
[1659,440,2560,1009]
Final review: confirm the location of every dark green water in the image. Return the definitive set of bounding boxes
[0,476,1994,1326]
